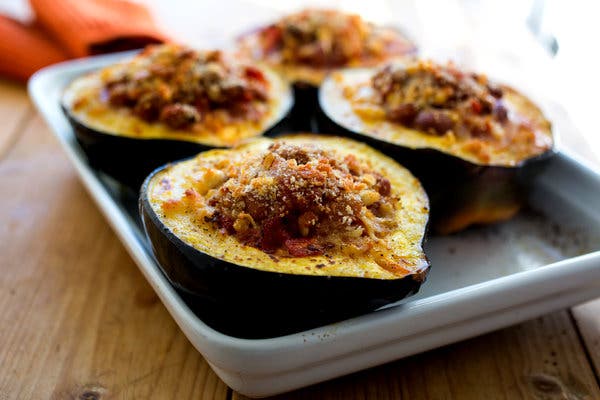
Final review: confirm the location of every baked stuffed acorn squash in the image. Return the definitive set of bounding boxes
[62,44,293,188]
[237,9,416,130]
[319,60,555,234]
[140,134,429,338]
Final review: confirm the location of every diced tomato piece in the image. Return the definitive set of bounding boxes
[260,25,282,53]
[220,216,235,234]
[471,99,482,114]
[244,66,267,84]
[260,218,290,252]
[284,238,323,257]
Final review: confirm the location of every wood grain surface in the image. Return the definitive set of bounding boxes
[0,79,32,159]
[0,111,229,400]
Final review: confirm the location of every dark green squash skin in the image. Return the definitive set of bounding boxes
[139,165,429,339]
[286,83,319,131]
[316,107,556,234]
[62,104,295,190]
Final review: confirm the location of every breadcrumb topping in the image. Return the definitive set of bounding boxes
[101,44,270,130]
[248,9,415,68]
[162,142,398,258]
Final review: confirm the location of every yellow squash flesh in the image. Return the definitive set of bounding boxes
[320,68,553,167]
[62,62,293,147]
[147,135,429,279]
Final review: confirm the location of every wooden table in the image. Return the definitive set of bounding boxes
[0,76,599,399]
[1,2,600,397]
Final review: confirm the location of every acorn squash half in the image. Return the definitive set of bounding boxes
[237,9,416,130]
[140,134,429,338]
[318,61,555,234]
[62,44,293,188]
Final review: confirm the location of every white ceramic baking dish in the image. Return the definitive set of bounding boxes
[29,53,600,398]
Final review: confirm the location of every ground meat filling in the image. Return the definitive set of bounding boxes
[372,61,508,137]
[257,9,414,67]
[205,143,397,257]
[102,45,270,129]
